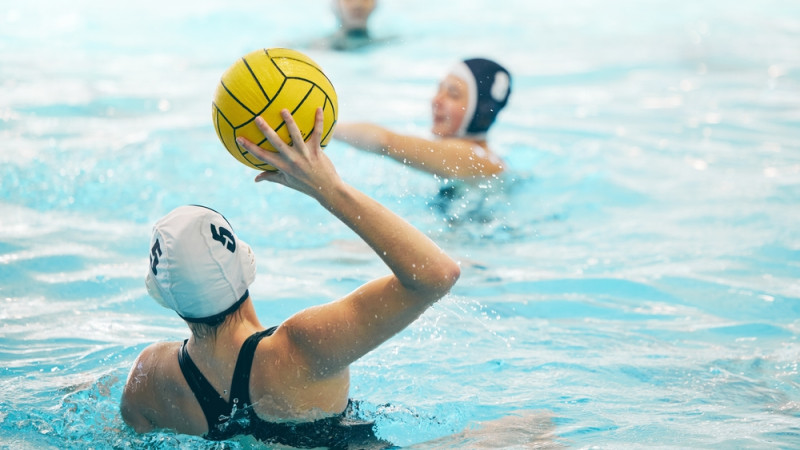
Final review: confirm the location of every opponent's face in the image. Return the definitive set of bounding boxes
[335,0,376,30]
[431,74,470,137]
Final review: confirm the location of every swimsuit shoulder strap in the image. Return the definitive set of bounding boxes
[177,339,230,434]
[228,326,278,407]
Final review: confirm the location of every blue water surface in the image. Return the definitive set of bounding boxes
[1,0,799,448]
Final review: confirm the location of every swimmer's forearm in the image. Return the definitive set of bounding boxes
[334,123,431,164]
[335,123,445,174]
[334,122,391,154]
[335,123,495,179]
[316,181,460,294]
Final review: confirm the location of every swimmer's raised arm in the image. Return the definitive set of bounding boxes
[334,122,504,179]
[237,109,460,378]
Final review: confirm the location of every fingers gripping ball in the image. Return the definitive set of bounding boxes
[212,48,338,171]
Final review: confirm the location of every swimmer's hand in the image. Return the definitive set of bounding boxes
[237,108,343,200]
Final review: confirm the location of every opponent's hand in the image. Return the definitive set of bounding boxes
[237,108,342,200]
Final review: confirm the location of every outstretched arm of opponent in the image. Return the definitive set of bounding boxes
[334,122,504,179]
[238,109,460,379]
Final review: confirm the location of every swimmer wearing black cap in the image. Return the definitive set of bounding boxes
[334,57,512,180]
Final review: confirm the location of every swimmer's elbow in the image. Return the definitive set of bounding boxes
[417,258,461,300]
[440,259,461,294]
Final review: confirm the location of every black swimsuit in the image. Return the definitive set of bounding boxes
[178,326,392,449]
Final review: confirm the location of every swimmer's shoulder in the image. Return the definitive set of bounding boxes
[125,341,184,396]
[122,342,177,432]
[443,138,506,176]
[122,340,203,433]
[135,341,181,369]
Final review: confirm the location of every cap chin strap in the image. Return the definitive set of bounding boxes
[448,62,477,138]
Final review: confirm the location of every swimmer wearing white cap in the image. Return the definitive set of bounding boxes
[334,57,512,180]
[121,108,460,446]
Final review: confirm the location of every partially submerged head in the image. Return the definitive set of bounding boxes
[432,58,512,139]
[333,0,377,33]
[145,205,256,334]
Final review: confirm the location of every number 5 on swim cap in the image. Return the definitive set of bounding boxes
[212,48,338,171]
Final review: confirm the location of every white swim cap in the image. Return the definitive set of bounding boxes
[145,205,256,323]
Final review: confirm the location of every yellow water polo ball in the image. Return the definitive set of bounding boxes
[212,48,338,171]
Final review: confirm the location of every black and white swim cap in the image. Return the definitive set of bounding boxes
[448,58,512,138]
[145,205,256,324]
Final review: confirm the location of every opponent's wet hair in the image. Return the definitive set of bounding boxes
[448,58,512,138]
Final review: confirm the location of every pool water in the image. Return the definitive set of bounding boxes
[2,0,799,447]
